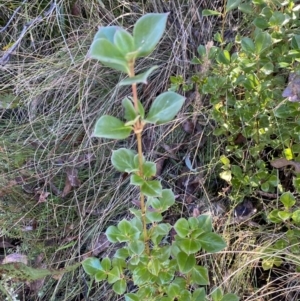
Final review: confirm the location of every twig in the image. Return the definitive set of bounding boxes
[0,2,56,66]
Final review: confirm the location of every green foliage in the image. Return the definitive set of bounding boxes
[186,0,300,202]
[82,13,237,301]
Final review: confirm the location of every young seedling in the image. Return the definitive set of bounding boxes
[82,13,237,301]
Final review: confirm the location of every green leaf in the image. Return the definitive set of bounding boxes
[177,252,196,273]
[101,257,111,271]
[113,278,127,294]
[93,115,132,139]
[277,210,291,221]
[107,267,121,284]
[269,12,289,27]
[241,37,255,54]
[221,293,239,301]
[147,257,161,276]
[219,170,232,182]
[220,155,230,166]
[262,257,282,270]
[95,269,107,281]
[133,13,169,58]
[130,174,144,186]
[106,225,121,243]
[174,218,190,238]
[211,287,223,301]
[115,248,129,259]
[82,258,102,276]
[198,215,212,232]
[253,17,269,30]
[292,210,300,224]
[167,283,181,298]
[107,266,121,284]
[191,266,209,285]
[291,35,300,50]
[132,265,152,285]
[188,217,199,230]
[255,31,272,55]
[125,294,139,301]
[177,237,201,254]
[198,232,226,253]
[128,240,145,255]
[192,288,206,301]
[143,161,156,177]
[158,189,175,211]
[202,9,221,16]
[138,100,145,119]
[217,50,231,65]
[261,62,274,75]
[146,91,185,124]
[122,97,137,121]
[89,38,129,73]
[238,3,253,14]
[280,192,296,209]
[111,148,137,173]
[141,180,162,197]
[146,211,163,224]
[114,28,135,55]
[226,0,241,12]
[93,26,119,44]
[118,219,139,238]
[267,210,282,223]
[119,66,158,86]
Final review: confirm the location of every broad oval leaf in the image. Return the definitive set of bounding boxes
[106,225,122,243]
[197,215,212,232]
[177,252,196,273]
[130,174,144,186]
[191,266,209,285]
[141,180,162,197]
[241,37,255,54]
[128,240,145,255]
[280,192,296,209]
[198,232,226,253]
[143,161,156,177]
[122,97,137,121]
[93,26,120,44]
[89,38,129,73]
[113,278,127,295]
[93,115,132,139]
[146,91,185,124]
[133,13,169,58]
[95,270,107,281]
[177,237,201,254]
[101,257,111,271]
[160,189,175,210]
[125,294,140,301]
[292,210,300,224]
[111,148,137,173]
[114,28,135,55]
[82,257,102,276]
[107,266,121,284]
[119,66,158,86]
[174,218,190,238]
[255,31,272,55]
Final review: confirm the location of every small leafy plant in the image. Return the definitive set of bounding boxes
[261,191,300,271]
[183,0,300,202]
[81,13,238,301]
